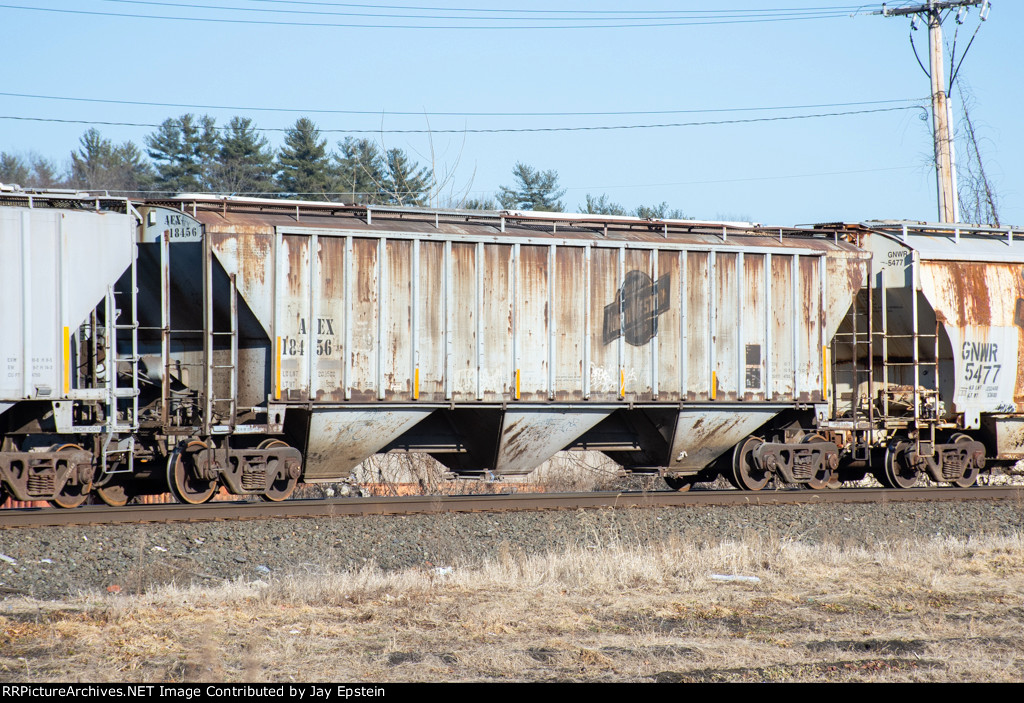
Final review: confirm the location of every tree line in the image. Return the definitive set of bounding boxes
[1,114,685,217]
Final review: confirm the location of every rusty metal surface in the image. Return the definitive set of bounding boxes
[983,415,1024,459]
[1,486,1020,529]
[917,261,1021,413]
[860,226,1024,418]
[170,198,871,479]
[304,408,434,479]
[170,197,863,251]
[206,228,861,407]
[668,411,777,470]
[493,409,611,475]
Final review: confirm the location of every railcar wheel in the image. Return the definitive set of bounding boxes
[0,481,8,507]
[168,441,218,505]
[48,443,93,509]
[882,440,918,489]
[259,439,299,502]
[664,475,696,492]
[950,433,981,488]
[731,436,770,491]
[803,433,834,490]
[95,480,132,508]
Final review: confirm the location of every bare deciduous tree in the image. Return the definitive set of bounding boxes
[956,82,1000,226]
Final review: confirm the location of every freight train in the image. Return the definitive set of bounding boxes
[1,187,1021,507]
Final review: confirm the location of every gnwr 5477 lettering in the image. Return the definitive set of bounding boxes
[963,342,1001,384]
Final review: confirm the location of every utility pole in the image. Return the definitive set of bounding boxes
[880,1,990,223]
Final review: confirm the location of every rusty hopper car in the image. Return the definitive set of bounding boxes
[823,221,1024,489]
[3,190,1018,508]
[131,196,867,500]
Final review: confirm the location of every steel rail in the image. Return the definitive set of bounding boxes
[1,486,1021,529]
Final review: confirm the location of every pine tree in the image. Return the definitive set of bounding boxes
[145,114,220,194]
[210,117,276,194]
[497,162,565,212]
[70,128,154,193]
[1,152,68,189]
[634,202,685,219]
[462,197,497,210]
[70,128,112,187]
[334,137,385,204]
[27,155,63,188]
[580,193,626,216]
[381,148,432,206]
[277,118,333,199]
[0,152,31,185]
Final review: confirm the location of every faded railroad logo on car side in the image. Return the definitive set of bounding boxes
[603,270,671,346]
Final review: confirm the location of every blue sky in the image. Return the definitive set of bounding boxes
[1,1,1020,226]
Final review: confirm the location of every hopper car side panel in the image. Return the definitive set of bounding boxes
[250,230,839,409]
[193,209,858,480]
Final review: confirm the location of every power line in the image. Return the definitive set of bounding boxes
[223,1,868,15]
[102,0,863,22]
[0,91,927,118]
[0,106,924,134]
[0,3,872,29]
[878,0,990,222]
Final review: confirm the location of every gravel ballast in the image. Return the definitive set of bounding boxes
[1,497,1023,600]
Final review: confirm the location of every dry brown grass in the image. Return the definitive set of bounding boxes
[2,532,1023,682]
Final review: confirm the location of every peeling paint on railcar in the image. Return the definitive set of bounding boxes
[685,252,710,401]
[589,247,620,398]
[668,411,776,470]
[348,238,379,402]
[742,253,766,401]
[314,236,345,401]
[181,201,866,478]
[919,260,1024,412]
[450,242,477,400]
[417,240,445,402]
[278,235,311,398]
[516,244,550,402]
[480,243,513,401]
[553,245,585,401]
[493,408,610,475]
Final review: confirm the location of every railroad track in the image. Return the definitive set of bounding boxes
[1,486,1021,529]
